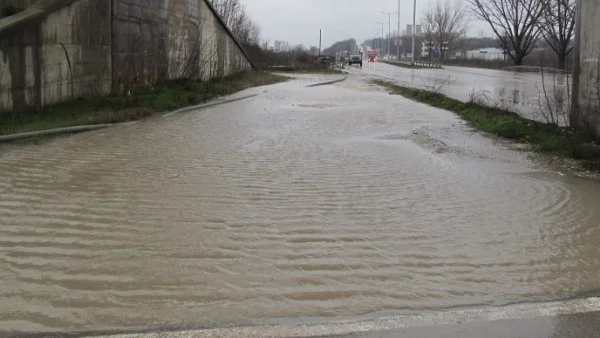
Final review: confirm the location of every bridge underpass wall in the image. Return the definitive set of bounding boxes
[0,0,253,112]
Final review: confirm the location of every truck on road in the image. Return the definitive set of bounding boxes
[348,50,363,67]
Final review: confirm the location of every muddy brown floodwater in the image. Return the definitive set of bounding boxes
[1,75,600,334]
[359,63,571,124]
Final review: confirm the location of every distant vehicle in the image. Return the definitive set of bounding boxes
[367,50,377,63]
[348,50,363,67]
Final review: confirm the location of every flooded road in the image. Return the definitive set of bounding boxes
[358,62,571,124]
[1,75,600,334]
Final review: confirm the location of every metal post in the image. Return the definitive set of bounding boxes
[397,0,401,60]
[381,12,396,59]
[388,13,391,57]
[411,0,416,64]
[380,23,385,56]
[377,22,386,58]
[319,29,322,56]
[372,30,379,51]
[382,24,384,57]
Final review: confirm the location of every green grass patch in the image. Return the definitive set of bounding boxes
[373,79,600,161]
[0,71,289,136]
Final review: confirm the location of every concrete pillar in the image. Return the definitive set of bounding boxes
[572,0,600,135]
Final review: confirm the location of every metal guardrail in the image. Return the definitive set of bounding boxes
[383,60,442,69]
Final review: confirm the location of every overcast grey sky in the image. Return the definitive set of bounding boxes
[243,0,492,48]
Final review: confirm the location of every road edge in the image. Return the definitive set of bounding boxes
[26,297,600,338]
[305,76,348,87]
[0,94,260,143]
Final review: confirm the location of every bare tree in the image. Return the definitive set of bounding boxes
[421,0,469,61]
[467,0,543,66]
[533,0,576,70]
[273,40,292,53]
[209,0,260,47]
[422,12,436,58]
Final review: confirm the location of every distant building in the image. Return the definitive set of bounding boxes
[421,41,447,57]
[405,24,422,36]
[462,48,505,60]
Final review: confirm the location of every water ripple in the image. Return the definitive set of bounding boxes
[1,80,600,333]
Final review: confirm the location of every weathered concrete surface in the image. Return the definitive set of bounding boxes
[40,0,112,104]
[0,0,36,19]
[0,0,111,111]
[112,0,252,92]
[572,0,600,135]
[0,0,253,111]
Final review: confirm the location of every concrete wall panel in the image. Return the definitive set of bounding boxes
[0,0,111,111]
[0,0,252,112]
[0,27,38,112]
[41,0,111,105]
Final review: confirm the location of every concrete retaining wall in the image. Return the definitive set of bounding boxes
[40,0,112,105]
[0,1,36,18]
[0,0,252,112]
[573,0,600,135]
[112,0,251,92]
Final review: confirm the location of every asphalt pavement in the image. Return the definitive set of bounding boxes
[334,311,600,338]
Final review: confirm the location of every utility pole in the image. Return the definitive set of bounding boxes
[377,22,385,58]
[381,11,396,58]
[372,30,380,51]
[411,0,417,64]
[397,0,401,60]
[388,13,391,58]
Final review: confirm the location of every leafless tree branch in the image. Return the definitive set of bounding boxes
[527,0,575,70]
[466,0,543,65]
[421,0,470,61]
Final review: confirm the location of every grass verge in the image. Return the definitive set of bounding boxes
[373,79,600,161]
[381,61,441,69]
[0,71,289,136]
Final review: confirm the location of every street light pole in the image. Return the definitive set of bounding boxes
[372,30,380,51]
[397,0,401,60]
[381,11,396,58]
[377,22,385,57]
[411,0,417,64]
[388,13,392,57]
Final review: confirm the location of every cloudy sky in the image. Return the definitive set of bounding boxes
[242,0,492,48]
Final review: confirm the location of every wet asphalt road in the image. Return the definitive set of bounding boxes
[1,72,600,337]
[337,311,600,338]
[46,298,600,337]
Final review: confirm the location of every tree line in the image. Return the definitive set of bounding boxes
[211,0,576,70]
[209,0,323,68]
[209,0,261,46]
[322,39,358,56]
[467,0,575,69]
[383,0,575,69]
